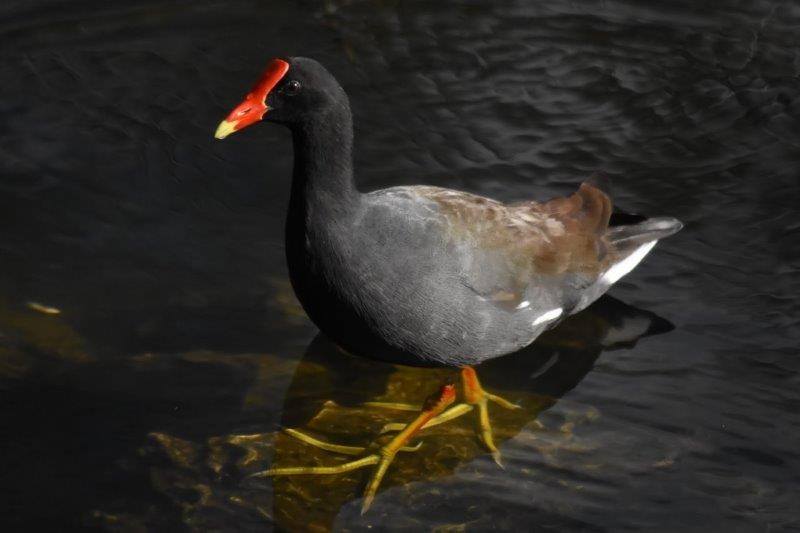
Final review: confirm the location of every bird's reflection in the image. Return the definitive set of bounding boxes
[266,295,672,530]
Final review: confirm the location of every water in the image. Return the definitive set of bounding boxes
[1,0,798,530]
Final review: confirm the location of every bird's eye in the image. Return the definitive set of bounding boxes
[284,80,301,96]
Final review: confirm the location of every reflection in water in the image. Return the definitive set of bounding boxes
[79,295,668,531]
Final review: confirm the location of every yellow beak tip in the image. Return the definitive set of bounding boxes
[214,120,237,140]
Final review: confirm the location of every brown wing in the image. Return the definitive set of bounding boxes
[413,181,613,273]
[396,183,614,309]
[534,182,613,274]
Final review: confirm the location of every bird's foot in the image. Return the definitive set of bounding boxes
[280,427,423,455]
[461,366,522,466]
[379,366,521,466]
[258,384,456,514]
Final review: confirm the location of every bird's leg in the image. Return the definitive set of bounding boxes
[460,366,521,466]
[379,403,473,433]
[281,428,423,455]
[361,400,423,411]
[261,384,456,514]
[379,367,520,466]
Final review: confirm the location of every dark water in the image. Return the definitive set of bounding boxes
[1,0,799,530]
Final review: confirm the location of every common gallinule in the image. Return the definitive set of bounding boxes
[215,57,682,512]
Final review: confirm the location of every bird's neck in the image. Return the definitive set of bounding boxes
[288,103,360,226]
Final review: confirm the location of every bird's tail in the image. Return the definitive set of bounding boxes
[586,170,683,252]
[606,216,683,253]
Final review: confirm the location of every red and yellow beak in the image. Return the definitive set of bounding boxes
[214,58,290,140]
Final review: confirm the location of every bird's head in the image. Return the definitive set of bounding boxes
[214,56,346,139]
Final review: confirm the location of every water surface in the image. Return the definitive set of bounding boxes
[1,0,798,531]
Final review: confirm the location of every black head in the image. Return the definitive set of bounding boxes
[215,56,347,139]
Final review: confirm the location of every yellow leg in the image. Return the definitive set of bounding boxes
[362,401,422,411]
[263,384,457,514]
[262,367,517,513]
[476,398,501,466]
[484,391,521,410]
[378,367,519,466]
[461,366,521,466]
[380,403,473,433]
[284,428,423,454]
[263,455,379,476]
[284,428,366,455]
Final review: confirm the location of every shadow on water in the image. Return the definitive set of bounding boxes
[0,292,670,530]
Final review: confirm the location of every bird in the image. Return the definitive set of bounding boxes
[214,56,683,513]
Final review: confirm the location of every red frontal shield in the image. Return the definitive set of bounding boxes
[215,58,290,139]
